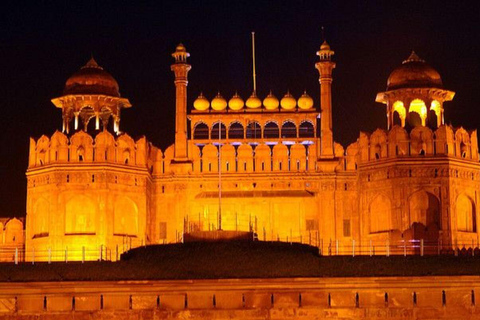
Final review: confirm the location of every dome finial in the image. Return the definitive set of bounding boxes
[82,56,103,70]
[403,51,425,64]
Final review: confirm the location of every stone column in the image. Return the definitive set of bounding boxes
[171,44,192,162]
[315,41,336,159]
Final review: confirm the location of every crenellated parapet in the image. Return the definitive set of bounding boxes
[151,141,352,175]
[28,131,150,169]
[349,125,479,165]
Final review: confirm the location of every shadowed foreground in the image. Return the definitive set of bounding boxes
[1,241,480,282]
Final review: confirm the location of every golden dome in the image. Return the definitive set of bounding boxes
[228,93,244,110]
[298,91,314,110]
[193,92,210,111]
[211,92,227,111]
[263,91,279,110]
[280,91,296,110]
[387,51,443,91]
[246,92,262,109]
[64,57,120,97]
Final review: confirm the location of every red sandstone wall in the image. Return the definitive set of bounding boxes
[0,276,479,319]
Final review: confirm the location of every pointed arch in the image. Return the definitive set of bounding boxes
[211,122,226,140]
[456,194,476,232]
[220,144,236,172]
[392,101,406,127]
[95,131,116,161]
[4,218,23,244]
[237,144,253,172]
[202,144,218,172]
[65,195,96,234]
[369,194,392,233]
[408,99,427,127]
[32,198,49,236]
[113,196,139,236]
[408,190,440,229]
[228,122,244,140]
[264,121,279,139]
[193,122,209,140]
[254,144,271,172]
[272,143,289,171]
[299,121,314,138]
[281,121,297,138]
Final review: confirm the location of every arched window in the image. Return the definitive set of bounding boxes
[228,122,244,140]
[281,121,297,138]
[409,99,427,127]
[77,146,85,161]
[427,109,438,129]
[408,112,422,128]
[299,121,314,137]
[374,144,381,160]
[460,142,468,158]
[79,106,96,131]
[393,111,402,126]
[392,101,406,127]
[193,123,209,140]
[211,122,226,140]
[264,122,279,139]
[246,121,261,139]
[430,100,441,127]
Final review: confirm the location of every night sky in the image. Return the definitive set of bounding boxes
[1,1,480,217]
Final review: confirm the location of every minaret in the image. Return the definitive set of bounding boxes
[171,43,192,161]
[315,41,336,158]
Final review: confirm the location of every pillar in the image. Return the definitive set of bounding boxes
[315,41,336,159]
[171,44,192,161]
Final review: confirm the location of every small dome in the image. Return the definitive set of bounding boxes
[193,93,210,111]
[176,43,187,52]
[387,51,443,91]
[263,91,279,110]
[228,93,244,110]
[298,91,314,110]
[64,57,120,97]
[280,92,296,110]
[211,92,227,111]
[246,92,262,109]
[320,40,330,51]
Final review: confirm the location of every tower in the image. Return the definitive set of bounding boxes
[171,44,192,162]
[51,57,131,134]
[355,51,480,252]
[26,58,148,261]
[376,51,454,130]
[315,41,336,159]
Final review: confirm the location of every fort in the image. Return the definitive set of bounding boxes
[0,36,480,319]
[4,40,477,261]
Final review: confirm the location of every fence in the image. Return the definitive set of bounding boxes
[1,236,479,264]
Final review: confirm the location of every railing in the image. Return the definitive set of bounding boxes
[0,245,126,263]
[1,237,479,264]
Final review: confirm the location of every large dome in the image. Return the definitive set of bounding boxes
[63,57,120,97]
[387,52,443,91]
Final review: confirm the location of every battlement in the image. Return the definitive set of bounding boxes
[28,131,150,169]
[346,125,479,166]
[152,141,347,176]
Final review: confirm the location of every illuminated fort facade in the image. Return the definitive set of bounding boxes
[15,41,480,260]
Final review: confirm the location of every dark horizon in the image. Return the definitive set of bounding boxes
[1,1,480,217]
